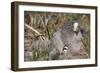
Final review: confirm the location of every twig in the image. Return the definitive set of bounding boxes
[25,23,42,36]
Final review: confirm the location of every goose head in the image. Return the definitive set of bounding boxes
[73,22,80,35]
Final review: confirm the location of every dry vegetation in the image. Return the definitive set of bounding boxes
[24,11,90,61]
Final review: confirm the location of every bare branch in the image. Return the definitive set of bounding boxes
[25,23,42,36]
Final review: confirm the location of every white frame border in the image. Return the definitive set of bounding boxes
[18,5,96,68]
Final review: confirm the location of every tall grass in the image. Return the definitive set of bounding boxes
[81,36,90,57]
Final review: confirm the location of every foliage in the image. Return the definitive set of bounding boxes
[81,36,90,57]
[24,11,90,61]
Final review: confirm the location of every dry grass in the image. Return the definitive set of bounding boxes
[24,11,90,61]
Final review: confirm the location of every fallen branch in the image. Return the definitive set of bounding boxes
[25,23,42,36]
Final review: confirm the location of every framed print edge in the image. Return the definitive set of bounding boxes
[95,7,98,67]
[11,1,98,71]
[11,2,19,71]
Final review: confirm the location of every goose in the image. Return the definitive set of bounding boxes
[50,21,84,57]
